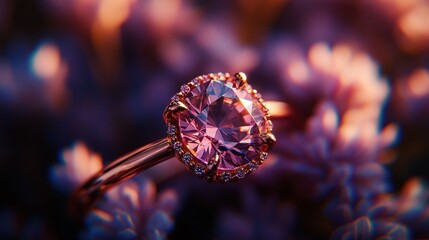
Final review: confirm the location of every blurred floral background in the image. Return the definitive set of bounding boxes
[1,0,429,239]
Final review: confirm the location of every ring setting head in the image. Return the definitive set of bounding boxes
[163,72,275,183]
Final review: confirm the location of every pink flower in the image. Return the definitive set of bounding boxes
[50,142,103,191]
[363,0,429,52]
[260,42,398,205]
[51,142,178,239]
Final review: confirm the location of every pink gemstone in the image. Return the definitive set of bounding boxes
[178,79,267,170]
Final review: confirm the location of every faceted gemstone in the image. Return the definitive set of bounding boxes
[178,79,267,170]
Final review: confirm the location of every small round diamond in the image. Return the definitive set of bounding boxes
[236,170,246,179]
[244,84,253,92]
[173,141,182,151]
[192,78,201,87]
[181,84,191,94]
[183,152,192,164]
[260,152,268,161]
[249,162,258,171]
[167,125,176,136]
[201,75,210,83]
[194,165,205,175]
[220,172,231,182]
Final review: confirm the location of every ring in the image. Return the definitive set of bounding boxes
[71,72,288,218]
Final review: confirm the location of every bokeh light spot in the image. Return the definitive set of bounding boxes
[287,60,309,83]
[31,43,61,80]
[97,0,134,29]
[407,69,429,97]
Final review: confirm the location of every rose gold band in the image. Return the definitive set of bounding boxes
[70,138,173,219]
[70,100,289,219]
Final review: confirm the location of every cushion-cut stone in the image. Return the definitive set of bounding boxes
[178,79,267,170]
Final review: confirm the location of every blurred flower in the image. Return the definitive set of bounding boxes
[43,0,136,80]
[31,42,69,110]
[132,0,184,38]
[158,11,259,76]
[83,176,178,240]
[374,178,429,238]
[233,0,288,44]
[364,0,429,53]
[50,142,178,239]
[261,41,397,215]
[50,142,103,191]
[215,186,295,240]
[332,178,429,239]
[0,41,69,112]
[332,216,409,240]
[393,68,429,123]
[42,0,136,34]
[91,0,136,79]
[195,19,259,73]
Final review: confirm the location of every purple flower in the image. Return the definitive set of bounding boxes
[332,178,429,239]
[332,216,409,240]
[83,176,178,240]
[215,186,295,240]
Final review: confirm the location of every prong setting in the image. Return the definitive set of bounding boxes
[164,101,188,120]
[234,72,247,89]
[163,72,275,183]
[261,133,276,151]
[169,101,188,113]
[206,153,220,181]
[207,153,220,171]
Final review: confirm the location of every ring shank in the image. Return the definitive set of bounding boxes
[266,101,291,118]
[70,138,174,219]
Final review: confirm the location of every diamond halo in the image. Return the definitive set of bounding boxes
[163,72,275,183]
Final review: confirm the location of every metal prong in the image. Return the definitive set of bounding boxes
[206,153,220,181]
[207,153,220,171]
[168,101,188,114]
[234,72,247,89]
[261,133,276,150]
[164,101,188,120]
